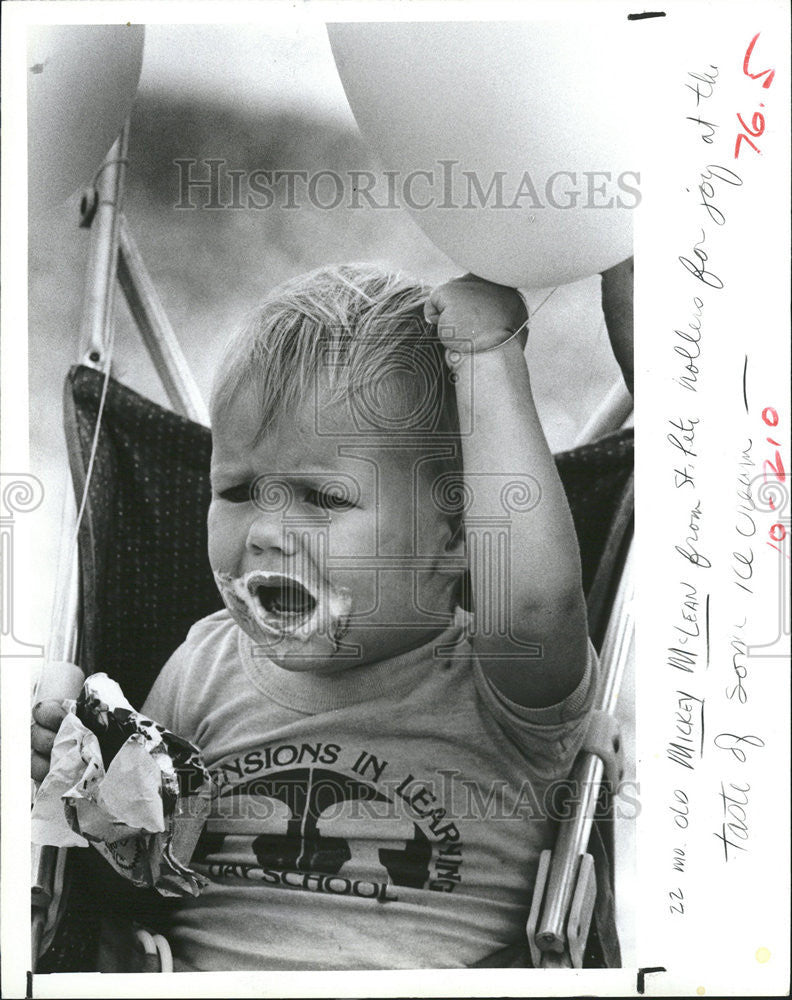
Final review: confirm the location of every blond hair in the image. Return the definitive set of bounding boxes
[211,262,457,439]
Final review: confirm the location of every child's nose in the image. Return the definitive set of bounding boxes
[245,511,298,558]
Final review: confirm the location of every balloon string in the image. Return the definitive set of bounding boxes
[528,286,558,319]
[72,335,115,546]
[90,156,130,188]
[48,331,116,664]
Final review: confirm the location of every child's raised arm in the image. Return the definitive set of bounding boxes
[425,275,588,708]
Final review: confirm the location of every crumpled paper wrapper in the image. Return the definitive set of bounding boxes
[32,673,214,897]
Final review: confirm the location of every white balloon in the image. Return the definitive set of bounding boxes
[28,25,145,209]
[328,21,642,288]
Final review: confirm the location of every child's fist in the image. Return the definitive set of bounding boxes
[424,274,528,355]
[31,699,67,783]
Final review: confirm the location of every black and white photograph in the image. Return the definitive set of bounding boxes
[1,2,789,997]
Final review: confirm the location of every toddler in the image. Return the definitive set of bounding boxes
[35,263,597,971]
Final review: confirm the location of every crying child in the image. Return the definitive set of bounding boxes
[37,262,599,971]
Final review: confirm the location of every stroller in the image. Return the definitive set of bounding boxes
[31,125,634,975]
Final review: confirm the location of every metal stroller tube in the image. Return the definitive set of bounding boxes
[532,538,633,966]
[31,124,129,971]
[31,112,210,969]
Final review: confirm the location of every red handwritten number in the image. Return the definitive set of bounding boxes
[736,34,774,158]
[761,407,786,554]
[743,33,775,88]
[735,133,760,159]
[762,407,779,427]
[737,111,765,137]
[763,452,786,485]
[761,411,785,485]
[735,111,765,158]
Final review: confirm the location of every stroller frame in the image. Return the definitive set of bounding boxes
[30,120,209,968]
[31,119,634,973]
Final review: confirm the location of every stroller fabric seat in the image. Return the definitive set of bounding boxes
[63,365,222,708]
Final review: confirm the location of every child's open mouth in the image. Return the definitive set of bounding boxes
[255,577,317,617]
[213,568,351,650]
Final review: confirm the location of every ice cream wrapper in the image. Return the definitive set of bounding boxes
[32,673,215,898]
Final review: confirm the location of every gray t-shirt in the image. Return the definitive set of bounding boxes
[143,609,596,971]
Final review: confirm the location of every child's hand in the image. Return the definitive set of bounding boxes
[31,700,67,783]
[424,274,528,355]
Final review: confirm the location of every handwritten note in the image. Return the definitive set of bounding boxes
[640,14,789,995]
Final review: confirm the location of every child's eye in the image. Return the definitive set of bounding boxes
[218,483,252,504]
[304,488,356,511]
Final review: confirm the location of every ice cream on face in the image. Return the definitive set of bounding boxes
[214,569,352,652]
